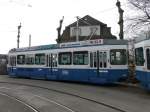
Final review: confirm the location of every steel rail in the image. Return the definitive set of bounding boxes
[0,91,40,112]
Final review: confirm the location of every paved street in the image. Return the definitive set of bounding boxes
[0,75,150,112]
[0,93,37,112]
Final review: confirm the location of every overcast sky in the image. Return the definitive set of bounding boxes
[0,0,129,54]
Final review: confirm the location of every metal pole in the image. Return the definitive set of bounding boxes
[76,16,79,41]
[29,34,31,47]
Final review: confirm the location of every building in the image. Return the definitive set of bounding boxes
[58,15,116,43]
[0,54,7,75]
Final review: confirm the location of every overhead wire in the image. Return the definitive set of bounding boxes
[65,2,128,26]
[92,2,128,16]
[9,0,32,7]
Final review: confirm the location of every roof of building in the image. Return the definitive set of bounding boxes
[67,15,106,27]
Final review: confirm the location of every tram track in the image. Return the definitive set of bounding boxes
[0,91,40,112]
[0,86,76,112]
[0,81,127,112]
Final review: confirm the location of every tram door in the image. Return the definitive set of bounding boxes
[90,50,108,76]
[146,48,150,70]
[10,56,16,73]
[46,54,58,79]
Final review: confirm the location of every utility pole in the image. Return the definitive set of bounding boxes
[17,23,21,48]
[76,16,79,42]
[116,0,124,40]
[29,34,31,47]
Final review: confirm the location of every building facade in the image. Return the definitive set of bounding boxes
[57,15,116,43]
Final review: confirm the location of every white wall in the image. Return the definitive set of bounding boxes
[70,25,100,37]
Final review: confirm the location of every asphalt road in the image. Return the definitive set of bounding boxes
[0,75,150,112]
[0,83,117,112]
[0,92,37,112]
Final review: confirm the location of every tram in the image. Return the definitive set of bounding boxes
[135,37,150,90]
[7,39,128,84]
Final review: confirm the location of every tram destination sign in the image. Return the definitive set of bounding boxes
[60,39,103,48]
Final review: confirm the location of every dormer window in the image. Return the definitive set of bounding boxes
[70,26,100,37]
[72,28,81,37]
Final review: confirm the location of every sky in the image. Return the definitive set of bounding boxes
[0,0,130,54]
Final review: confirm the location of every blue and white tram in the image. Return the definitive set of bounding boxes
[7,39,128,84]
[135,38,150,90]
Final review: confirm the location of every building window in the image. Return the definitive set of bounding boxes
[73,51,88,65]
[72,28,81,36]
[17,55,25,65]
[59,52,72,65]
[110,49,126,65]
[135,47,144,66]
[35,53,45,65]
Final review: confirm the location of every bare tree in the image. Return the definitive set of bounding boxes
[137,28,150,38]
[127,0,150,31]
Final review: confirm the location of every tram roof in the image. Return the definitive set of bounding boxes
[135,36,150,43]
[9,39,128,53]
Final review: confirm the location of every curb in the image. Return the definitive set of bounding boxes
[115,82,140,88]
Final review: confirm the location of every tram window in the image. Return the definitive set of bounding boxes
[35,53,45,65]
[59,52,72,65]
[46,55,49,66]
[49,55,52,67]
[17,55,25,65]
[26,57,34,65]
[135,47,144,66]
[90,52,93,67]
[94,52,97,67]
[146,49,150,69]
[99,52,103,67]
[110,49,126,65]
[52,54,57,67]
[103,52,107,68]
[26,55,34,65]
[73,51,88,65]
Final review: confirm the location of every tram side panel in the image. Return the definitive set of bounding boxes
[7,44,128,84]
[54,45,128,84]
[135,39,150,90]
[52,48,90,82]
